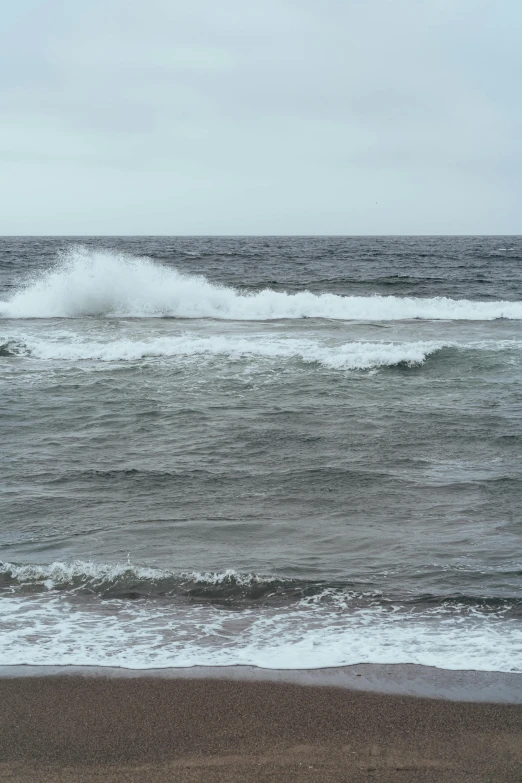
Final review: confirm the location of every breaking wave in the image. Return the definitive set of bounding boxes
[2,560,520,611]
[0,334,445,370]
[2,561,522,671]
[0,560,380,604]
[0,561,281,601]
[2,247,522,320]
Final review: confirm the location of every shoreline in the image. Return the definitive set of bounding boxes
[2,661,522,702]
[2,674,522,782]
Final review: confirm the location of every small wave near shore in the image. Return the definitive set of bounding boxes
[1,560,521,672]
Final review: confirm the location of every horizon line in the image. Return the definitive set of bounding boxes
[1,233,521,239]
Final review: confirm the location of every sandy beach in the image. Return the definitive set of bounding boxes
[1,674,522,782]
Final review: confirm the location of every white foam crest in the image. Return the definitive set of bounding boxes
[2,247,522,321]
[187,569,276,585]
[4,332,445,370]
[0,560,168,587]
[0,561,277,589]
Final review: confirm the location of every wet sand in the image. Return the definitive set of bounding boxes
[1,675,522,782]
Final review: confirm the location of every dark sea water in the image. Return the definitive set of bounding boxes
[1,236,522,671]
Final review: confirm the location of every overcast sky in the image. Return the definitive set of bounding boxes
[1,0,520,235]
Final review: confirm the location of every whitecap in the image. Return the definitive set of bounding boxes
[2,246,522,321]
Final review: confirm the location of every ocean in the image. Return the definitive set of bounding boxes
[1,235,522,673]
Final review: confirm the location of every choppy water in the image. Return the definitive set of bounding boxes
[1,236,522,671]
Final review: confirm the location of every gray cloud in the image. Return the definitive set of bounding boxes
[1,0,520,234]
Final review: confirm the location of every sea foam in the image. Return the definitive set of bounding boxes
[1,582,520,672]
[2,246,522,320]
[2,560,521,673]
[1,333,445,369]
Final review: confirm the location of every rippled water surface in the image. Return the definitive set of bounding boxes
[1,236,522,671]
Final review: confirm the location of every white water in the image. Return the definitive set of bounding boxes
[2,247,522,320]
[2,332,446,370]
[0,561,273,589]
[2,590,520,672]
[1,561,521,673]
